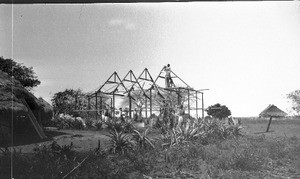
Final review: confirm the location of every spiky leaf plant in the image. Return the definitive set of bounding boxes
[105,128,136,155]
[132,128,155,150]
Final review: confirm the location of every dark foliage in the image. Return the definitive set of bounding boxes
[287,90,300,116]
[206,103,231,120]
[0,56,40,90]
[51,89,82,116]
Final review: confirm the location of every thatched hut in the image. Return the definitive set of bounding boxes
[259,104,287,132]
[0,70,53,144]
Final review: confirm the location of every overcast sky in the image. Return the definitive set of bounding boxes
[1,2,300,117]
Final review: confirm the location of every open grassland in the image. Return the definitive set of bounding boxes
[240,117,300,138]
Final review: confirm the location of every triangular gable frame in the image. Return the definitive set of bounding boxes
[121,70,149,100]
[96,72,128,96]
[154,66,191,89]
[137,68,164,99]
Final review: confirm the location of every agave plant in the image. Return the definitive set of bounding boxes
[105,120,123,132]
[160,130,179,148]
[132,128,155,150]
[50,141,75,160]
[175,122,206,141]
[200,117,244,139]
[105,128,135,154]
[123,121,135,133]
[224,124,244,138]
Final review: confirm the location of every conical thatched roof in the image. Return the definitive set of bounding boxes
[259,104,287,118]
[1,70,54,143]
[0,70,53,121]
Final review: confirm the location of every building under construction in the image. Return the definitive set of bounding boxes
[82,66,207,121]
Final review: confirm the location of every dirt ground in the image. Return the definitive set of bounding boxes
[7,129,111,153]
[3,118,300,154]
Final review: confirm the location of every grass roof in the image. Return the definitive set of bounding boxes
[0,70,52,115]
[259,104,287,118]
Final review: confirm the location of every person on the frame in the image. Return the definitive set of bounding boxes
[163,64,173,88]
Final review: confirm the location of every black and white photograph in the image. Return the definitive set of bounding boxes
[1,1,300,178]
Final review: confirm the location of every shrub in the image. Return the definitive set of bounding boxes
[132,128,155,150]
[95,121,103,130]
[84,118,94,129]
[51,113,85,130]
[105,128,136,155]
[0,142,79,178]
[105,120,135,133]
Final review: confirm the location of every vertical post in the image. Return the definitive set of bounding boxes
[196,91,198,119]
[88,97,90,119]
[110,98,113,117]
[266,116,273,132]
[177,89,181,105]
[129,92,132,118]
[188,89,190,119]
[202,92,204,120]
[145,95,148,118]
[95,93,98,120]
[100,96,102,120]
[112,93,115,118]
[150,89,152,116]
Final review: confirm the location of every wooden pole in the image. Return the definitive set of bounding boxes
[196,91,198,119]
[202,92,204,120]
[110,98,113,117]
[145,95,148,118]
[129,92,132,118]
[95,93,98,120]
[150,89,152,116]
[100,97,102,120]
[188,89,190,119]
[112,93,115,118]
[266,116,273,132]
[88,97,90,119]
[177,89,181,105]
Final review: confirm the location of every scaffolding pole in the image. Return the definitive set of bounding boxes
[188,89,190,119]
[100,96,102,120]
[95,93,98,120]
[112,92,116,117]
[202,92,204,119]
[150,88,152,116]
[196,91,198,119]
[145,95,148,118]
[88,97,90,119]
[129,92,132,118]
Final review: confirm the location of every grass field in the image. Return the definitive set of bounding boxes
[6,117,300,153]
[241,117,300,138]
[1,118,300,178]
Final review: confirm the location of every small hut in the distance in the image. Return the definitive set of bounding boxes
[259,104,287,118]
[259,104,287,132]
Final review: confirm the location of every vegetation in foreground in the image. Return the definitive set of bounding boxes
[1,119,299,179]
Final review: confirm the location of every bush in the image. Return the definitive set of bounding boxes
[0,142,78,178]
[51,113,86,130]
[105,120,135,133]
[84,118,94,129]
[95,121,103,130]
